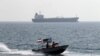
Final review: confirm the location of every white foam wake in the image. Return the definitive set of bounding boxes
[0,42,43,55]
[0,42,99,56]
[0,43,11,52]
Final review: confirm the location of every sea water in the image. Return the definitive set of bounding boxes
[0,22,100,56]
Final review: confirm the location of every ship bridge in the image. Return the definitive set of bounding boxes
[35,13,44,19]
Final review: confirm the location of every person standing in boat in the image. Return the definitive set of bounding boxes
[43,38,52,48]
[52,41,55,48]
[46,41,49,48]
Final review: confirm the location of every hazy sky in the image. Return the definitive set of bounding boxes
[0,0,100,22]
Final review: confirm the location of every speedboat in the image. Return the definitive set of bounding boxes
[32,38,69,55]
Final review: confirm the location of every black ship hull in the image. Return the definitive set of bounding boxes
[32,45,68,55]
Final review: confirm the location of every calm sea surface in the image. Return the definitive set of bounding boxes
[0,22,100,56]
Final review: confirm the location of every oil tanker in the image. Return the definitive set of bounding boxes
[32,13,79,22]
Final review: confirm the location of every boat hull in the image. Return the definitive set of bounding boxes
[32,45,68,55]
[32,18,78,22]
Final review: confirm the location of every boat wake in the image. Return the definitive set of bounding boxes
[0,42,99,56]
[0,43,11,52]
[0,42,43,56]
